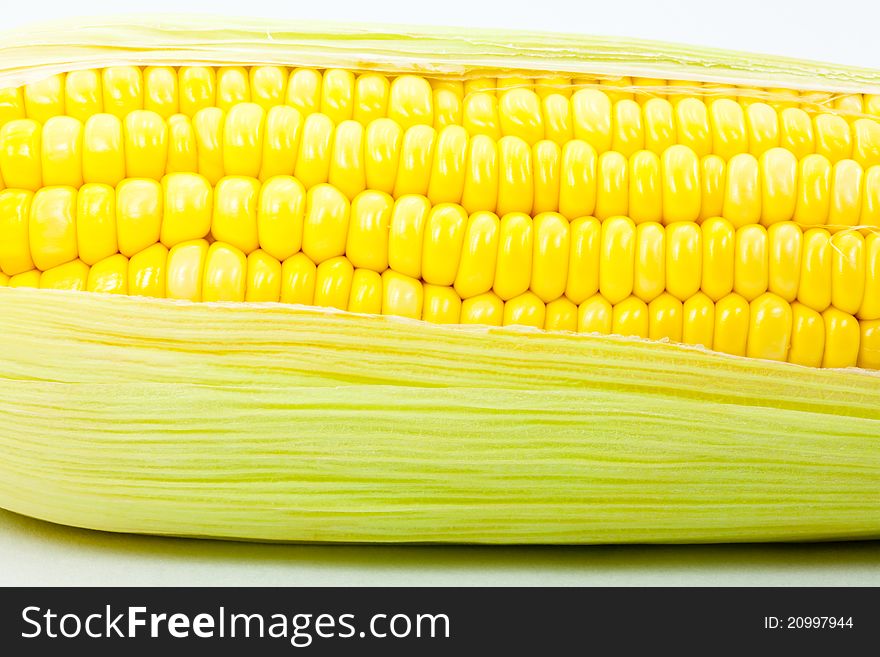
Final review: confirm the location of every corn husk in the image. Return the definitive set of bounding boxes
[0,18,878,544]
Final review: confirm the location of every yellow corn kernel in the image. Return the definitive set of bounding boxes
[178,67,216,117]
[697,154,725,221]
[565,216,601,305]
[320,69,354,124]
[166,239,209,301]
[627,150,661,223]
[766,222,802,302]
[674,98,711,157]
[1,119,42,191]
[40,259,88,291]
[421,203,467,286]
[64,70,102,122]
[382,269,423,319]
[433,87,462,131]
[709,99,748,160]
[193,108,226,185]
[545,296,578,331]
[294,112,334,190]
[733,224,768,301]
[757,147,796,225]
[29,186,77,271]
[648,292,683,342]
[498,137,535,216]
[831,231,866,315]
[822,307,859,368]
[813,113,852,163]
[344,190,392,272]
[666,221,701,301]
[503,291,545,328]
[76,183,117,265]
[389,75,433,131]
[24,74,64,124]
[494,211,533,301]
[595,151,628,220]
[393,125,436,197]
[160,172,212,248]
[249,66,287,112]
[353,74,390,125]
[116,178,162,258]
[428,125,469,206]
[612,295,648,337]
[314,256,354,310]
[633,77,667,104]
[329,120,365,200]
[0,189,35,275]
[599,77,633,104]
[462,92,501,141]
[216,67,250,111]
[745,292,791,362]
[798,228,832,312]
[455,134,498,215]
[866,95,880,117]
[223,103,264,178]
[202,242,247,301]
[713,293,750,356]
[531,140,561,216]
[101,67,143,119]
[788,301,824,367]
[724,153,761,227]
[87,253,128,294]
[828,159,863,227]
[8,270,41,288]
[423,284,462,324]
[599,215,636,305]
[388,194,430,279]
[280,252,317,305]
[259,105,302,181]
[461,291,504,326]
[0,87,26,128]
[858,319,880,369]
[497,88,543,146]
[643,98,676,154]
[633,221,665,303]
[834,93,864,116]
[363,118,402,195]
[745,103,779,157]
[166,114,198,174]
[128,242,168,298]
[542,93,573,144]
[82,114,125,186]
[578,294,612,333]
[852,119,880,169]
[531,212,570,302]
[860,233,880,320]
[700,216,735,301]
[348,268,383,314]
[41,116,83,188]
[572,89,611,153]
[682,292,715,348]
[778,107,815,159]
[451,210,498,299]
[301,183,350,265]
[661,144,700,224]
[143,67,179,120]
[559,140,597,220]
[211,176,260,254]
[124,110,168,180]
[862,165,880,226]
[793,154,831,226]
[535,77,571,99]
[610,99,644,158]
[256,175,305,262]
[286,68,322,116]
[245,249,282,303]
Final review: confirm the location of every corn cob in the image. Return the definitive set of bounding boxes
[0,19,879,544]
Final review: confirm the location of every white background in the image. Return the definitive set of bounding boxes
[1,0,879,585]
